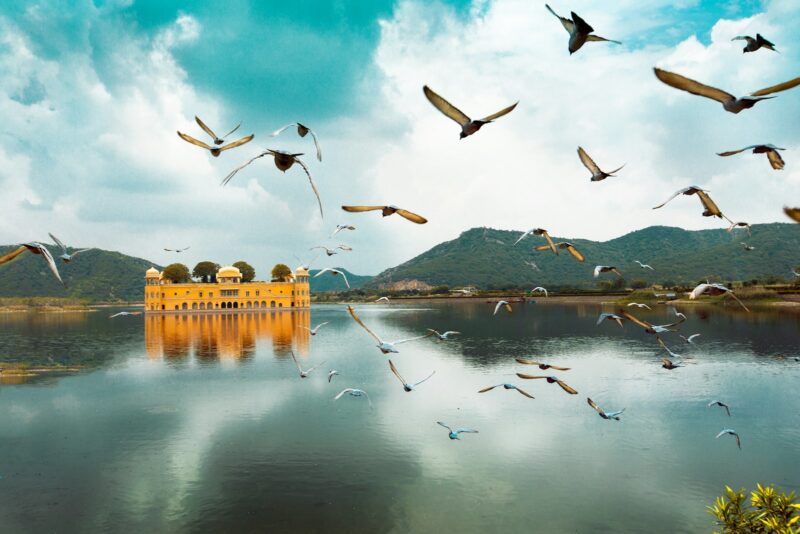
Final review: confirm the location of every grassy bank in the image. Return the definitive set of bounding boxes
[0,297,93,313]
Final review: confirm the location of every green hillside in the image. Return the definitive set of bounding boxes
[0,246,159,302]
[368,224,800,290]
[309,268,372,293]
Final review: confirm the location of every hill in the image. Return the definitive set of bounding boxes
[309,268,372,293]
[0,246,159,302]
[368,224,800,290]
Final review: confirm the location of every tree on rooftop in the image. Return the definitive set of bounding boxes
[162,263,191,284]
[192,261,219,283]
[271,263,292,282]
[233,261,256,283]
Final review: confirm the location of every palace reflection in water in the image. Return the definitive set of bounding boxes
[145,310,311,361]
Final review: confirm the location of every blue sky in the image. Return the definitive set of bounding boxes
[1,0,796,277]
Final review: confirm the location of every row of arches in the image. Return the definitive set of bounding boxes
[172,301,287,311]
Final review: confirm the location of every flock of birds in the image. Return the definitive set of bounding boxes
[3,4,799,446]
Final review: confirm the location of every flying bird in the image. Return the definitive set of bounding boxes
[718,144,785,170]
[535,241,585,262]
[193,116,243,145]
[661,358,684,370]
[653,68,800,113]
[109,311,142,318]
[515,358,570,371]
[515,374,578,394]
[290,350,326,378]
[427,329,461,340]
[514,228,557,254]
[741,242,755,251]
[627,302,651,310]
[314,268,350,289]
[176,129,254,157]
[596,312,625,328]
[346,305,432,354]
[300,322,330,336]
[680,334,701,344]
[164,247,190,253]
[330,224,356,238]
[22,242,63,285]
[341,205,427,224]
[334,388,372,408]
[478,383,535,399]
[375,296,390,304]
[493,300,512,315]
[727,221,752,235]
[437,421,478,440]
[715,429,741,450]
[48,233,92,263]
[732,34,777,53]
[310,245,351,256]
[271,123,322,161]
[635,260,654,270]
[222,150,323,218]
[594,265,622,278]
[785,207,800,223]
[689,283,749,312]
[530,287,549,297]
[422,85,517,139]
[652,185,729,221]
[328,370,339,383]
[708,400,731,417]
[577,147,625,182]
[587,398,625,421]
[620,309,685,335]
[388,360,435,392]
[545,4,621,55]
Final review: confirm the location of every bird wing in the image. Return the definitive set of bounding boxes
[218,134,255,153]
[516,358,542,366]
[605,409,625,418]
[595,313,611,325]
[493,301,503,315]
[734,433,741,449]
[0,246,28,265]
[565,244,585,262]
[307,128,322,162]
[717,147,749,157]
[48,233,66,253]
[305,360,327,374]
[545,4,574,33]
[593,266,602,277]
[456,429,478,434]
[109,312,124,318]
[346,305,382,344]
[69,248,93,258]
[555,380,578,395]
[577,147,601,175]
[726,291,750,312]
[515,373,545,379]
[731,36,751,42]
[294,158,325,218]
[443,331,460,336]
[478,385,500,393]
[723,404,731,417]
[515,387,535,399]
[542,231,557,255]
[38,245,64,285]
[388,360,407,385]
[396,209,428,224]
[220,151,269,186]
[423,85,471,126]
[653,187,691,209]
[750,76,800,96]
[767,150,785,170]
[534,244,552,252]
[478,101,518,123]
[437,421,453,432]
[585,35,621,44]
[393,332,434,345]
[194,116,219,140]
[313,322,330,333]
[222,123,241,139]
[270,124,296,137]
[177,131,212,150]
[696,191,722,216]
[290,351,304,373]
[310,246,329,252]
[653,68,735,104]
[339,271,350,289]
[619,310,652,329]
[587,397,605,416]
[341,205,385,213]
[785,207,800,223]
[513,229,532,246]
[548,364,571,371]
[412,370,436,387]
[687,334,701,342]
[334,389,353,400]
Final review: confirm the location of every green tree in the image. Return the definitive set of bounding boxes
[162,263,191,283]
[708,483,799,533]
[192,261,219,283]
[271,263,292,282]
[233,261,256,282]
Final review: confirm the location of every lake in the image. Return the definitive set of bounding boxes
[0,302,798,533]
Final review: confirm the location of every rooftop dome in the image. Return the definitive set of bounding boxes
[217,265,242,278]
[145,267,161,278]
[294,266,309,275]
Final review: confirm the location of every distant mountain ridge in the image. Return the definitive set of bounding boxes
[368,224,800,289]
[309,268,371,292]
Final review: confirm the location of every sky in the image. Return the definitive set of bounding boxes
[1,0,797,277]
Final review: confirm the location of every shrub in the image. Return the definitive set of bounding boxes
[708,483,799,533]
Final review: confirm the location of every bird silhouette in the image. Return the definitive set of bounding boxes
[423,85,517,139]
[545,4,621,55]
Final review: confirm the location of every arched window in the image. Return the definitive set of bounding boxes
[261,301,266,308]
[208,302,213,310]
[192,303,198,310]
[174,305,179,310]
[270,300,276,308]
[233,302,239,309]
[246,301,252,308]
[199,302,205,310]
[278,303,283,308]
[182,303,188,310]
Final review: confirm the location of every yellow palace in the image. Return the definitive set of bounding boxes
[144,264,310,312]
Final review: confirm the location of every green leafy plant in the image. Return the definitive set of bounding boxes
[708,484,800,533]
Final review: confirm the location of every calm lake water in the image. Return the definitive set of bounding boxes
[0,303,798,533]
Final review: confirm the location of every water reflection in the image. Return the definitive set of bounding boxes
[145,311,310,361]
